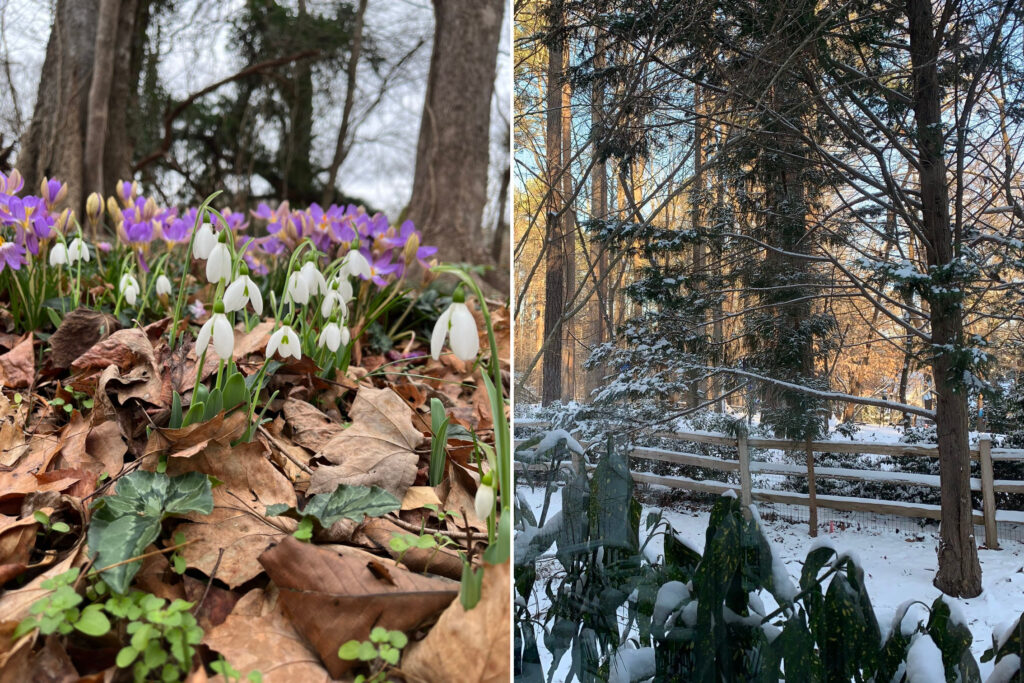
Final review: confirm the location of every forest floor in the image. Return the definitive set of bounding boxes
[518,483,1024,681]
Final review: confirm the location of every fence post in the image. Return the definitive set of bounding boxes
[806,440,818,538]
[979,434,999,549]
[738,432,752,511]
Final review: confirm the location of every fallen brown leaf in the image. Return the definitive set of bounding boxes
[259,536,458,678]
[0,516,38,568]
[0,335,33,389]
[402,561,511,683]
[203,586,332,683]
[47,308,119,370]
[282,398,342,452]
[308,386,425,501]
[145,410,249,459]
[400,486,443,511]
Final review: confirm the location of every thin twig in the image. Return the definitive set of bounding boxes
[258,425,314,474]
[195,548,225,615]
[387,514,488,542]
[87,540,195,578]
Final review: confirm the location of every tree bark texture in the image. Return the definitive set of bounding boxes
[907,0,982,598]
[17,0,146,214]
[406,0,504,286]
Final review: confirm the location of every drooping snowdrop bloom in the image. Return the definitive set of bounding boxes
[205,240,232,283]
[299,260,327,297]
[67,237,90,263]
[267,324,302,360]
[192,222,217,259]
[340,249,372,280]
[49,242,69,267]
[320,277,353,318]
[196,301,234,360]
[223,270,263,315]
[283,271,310,305]
[317,321,346,353]
[474,480,495,521]
[431,290,479,362]
[155,274,172,297]
[120,273,141,306]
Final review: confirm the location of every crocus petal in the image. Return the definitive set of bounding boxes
[430,306,453,360]
[449,302,480,361]
[212,314,234,359]
[196,318,214,356]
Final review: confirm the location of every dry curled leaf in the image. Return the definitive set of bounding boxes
[282,398,342,452]
[308,386,425,501]
[402,561,511,683]
[0,334,33,389]
[47,308,119,370]
[259,536,458,678]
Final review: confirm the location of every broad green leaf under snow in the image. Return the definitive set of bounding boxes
[266,484,399,530]
[88,471,213,594]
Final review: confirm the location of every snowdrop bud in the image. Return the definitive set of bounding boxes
[86,193,103,224]
[49,242,69,267]
[431,294,479,362]
[284,271,310,305]
[474,483,495,521]
[341,249,372,280]
[120,273,140,306]
[300,261,327,296]
[318,322,343,352]
[68,237,90,263]
[266,324,301,360]
[193,223,216,259]
[156,274,172,297]
[205,242,232,283]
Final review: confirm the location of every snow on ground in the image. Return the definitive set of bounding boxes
[518,483,1024,681]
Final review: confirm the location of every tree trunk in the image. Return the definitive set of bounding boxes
[83,0,121,199]
[406,0,504,286]
[689,85,705,409]
[322,0,368,206]
[541,0,565,406]
[585,35,608,400]
[17,0,146,215]
[907,0,982,598]
[561,67,576,402]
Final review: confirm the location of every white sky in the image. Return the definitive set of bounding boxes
[0,0,511,221]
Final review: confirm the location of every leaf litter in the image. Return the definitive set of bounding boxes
[0,303,511,681]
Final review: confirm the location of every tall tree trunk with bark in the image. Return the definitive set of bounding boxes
[17,0,147,214]
[541,0,565,406]
[907,0,982,598]
[585,34,608,399]
[407,0,504,288]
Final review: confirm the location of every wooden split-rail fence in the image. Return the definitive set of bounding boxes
[514,421,1024,548]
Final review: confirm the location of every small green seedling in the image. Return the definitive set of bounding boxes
[338,627,409,683]
[33,509,71,534]
[211,656,263,683]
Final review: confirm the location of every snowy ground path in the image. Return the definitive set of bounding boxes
[519,484,1024,681]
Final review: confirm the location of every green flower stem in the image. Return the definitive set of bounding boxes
[168,191,222,350]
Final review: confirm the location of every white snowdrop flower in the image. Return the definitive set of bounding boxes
[474,483,495,521]
[120,273,140,306]
[283,271,310,305]
[266,324,301,360]
[340,249,371,280]
[49,242,68,267]
[193,223,217,259]
[68,237,90,263]
[223,273,263,315]
[205,242,232,283]
[300,261,327,296]
[155,274,173,297]
[320,279,353,319]
[318,322,344,352]
[196,302,234,360]
[431,293,479,362]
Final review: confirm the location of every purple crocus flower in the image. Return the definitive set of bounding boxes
[0,238,25,273]
[0,171,24,195]
[368,255,400,287]
[40,178,66,208]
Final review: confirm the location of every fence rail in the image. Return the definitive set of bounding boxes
[514,422,1024,547]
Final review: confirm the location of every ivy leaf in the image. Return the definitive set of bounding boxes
[266,485,399,531]
[88,471,213,593]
